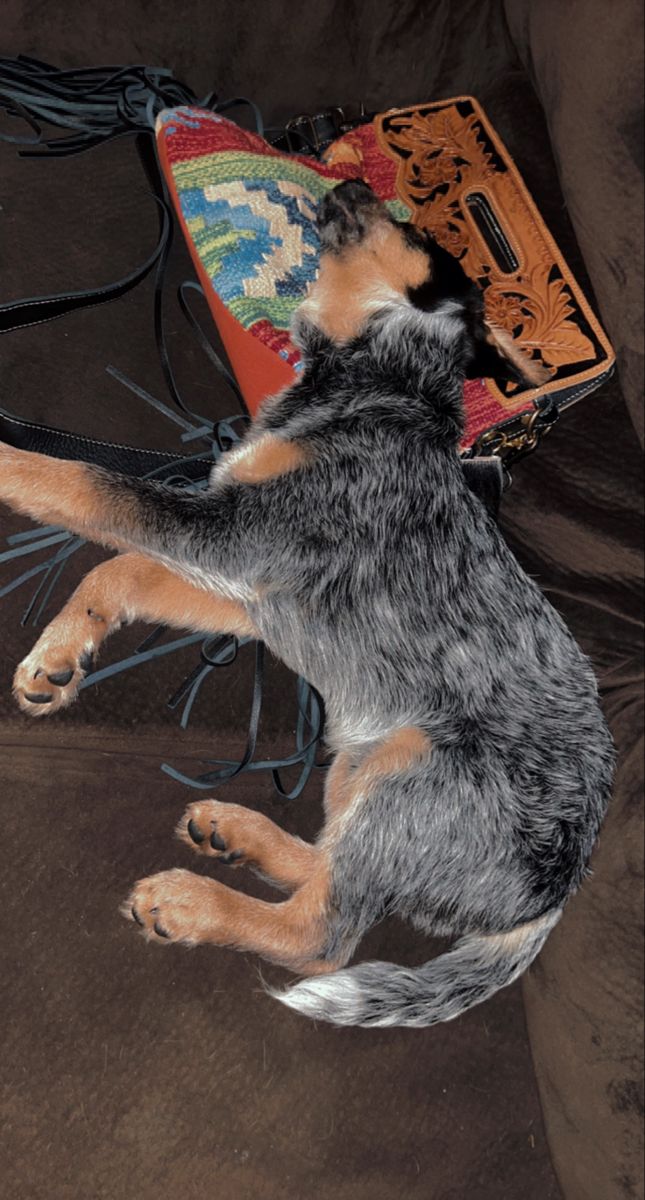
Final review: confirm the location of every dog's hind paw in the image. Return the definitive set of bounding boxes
[123,868,228,946]
[176,800,249,867]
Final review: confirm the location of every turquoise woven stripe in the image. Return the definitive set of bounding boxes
[169,147,412,332]
[191,222,255,278]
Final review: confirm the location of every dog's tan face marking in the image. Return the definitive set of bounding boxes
[226,434,312,484]
[302,222,431,343]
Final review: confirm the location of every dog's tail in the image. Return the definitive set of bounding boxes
[270,908,562,1028]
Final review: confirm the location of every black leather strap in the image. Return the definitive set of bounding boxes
[267,105,372,157]
[0,202,167,335]
[0,406,214,481]
[460,455,505,519]
[0,405,504,516]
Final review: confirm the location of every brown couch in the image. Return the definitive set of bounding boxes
[1,3,642,1199]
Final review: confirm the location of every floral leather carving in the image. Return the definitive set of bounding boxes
[374,98,614,433]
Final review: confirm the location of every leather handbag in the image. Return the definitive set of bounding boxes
[155,97,615,464]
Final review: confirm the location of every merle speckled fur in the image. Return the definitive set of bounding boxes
[55,182,614,1026]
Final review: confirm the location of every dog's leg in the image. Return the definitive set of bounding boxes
[124,861,340,975]
[177,800,318,890]
[0,443,236,562]
[13,552,257,715]
[124,733,434,971]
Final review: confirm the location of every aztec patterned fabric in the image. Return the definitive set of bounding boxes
[155,108,417,420]
[159,114,407,365]
[156,103,613,450]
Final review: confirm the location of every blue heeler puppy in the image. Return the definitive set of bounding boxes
[0,180,614,1027]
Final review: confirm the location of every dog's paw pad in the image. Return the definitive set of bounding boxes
[22,690,58,705]
[45,667,75,687]
[13,647,94,716]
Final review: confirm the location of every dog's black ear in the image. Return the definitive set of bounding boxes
[404,227,552,388]
[467,322,551,387]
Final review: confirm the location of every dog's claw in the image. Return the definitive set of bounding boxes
[23,691,54,705]
[153,921,170,939]
[131,906,144,926]
[78,650,94,674]
[210,830,227,851]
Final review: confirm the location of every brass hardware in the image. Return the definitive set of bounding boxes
[470,403,556,464]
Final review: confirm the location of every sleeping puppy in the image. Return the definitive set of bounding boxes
[0,180,613,1028]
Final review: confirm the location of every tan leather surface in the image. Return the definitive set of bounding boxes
[376,98,614,421]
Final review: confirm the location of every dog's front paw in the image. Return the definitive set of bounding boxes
[123,868,228,946]
[13,639,95,716]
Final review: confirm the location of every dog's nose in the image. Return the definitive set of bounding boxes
[317,179,387,252]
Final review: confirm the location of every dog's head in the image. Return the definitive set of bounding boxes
[294,179,548,389]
